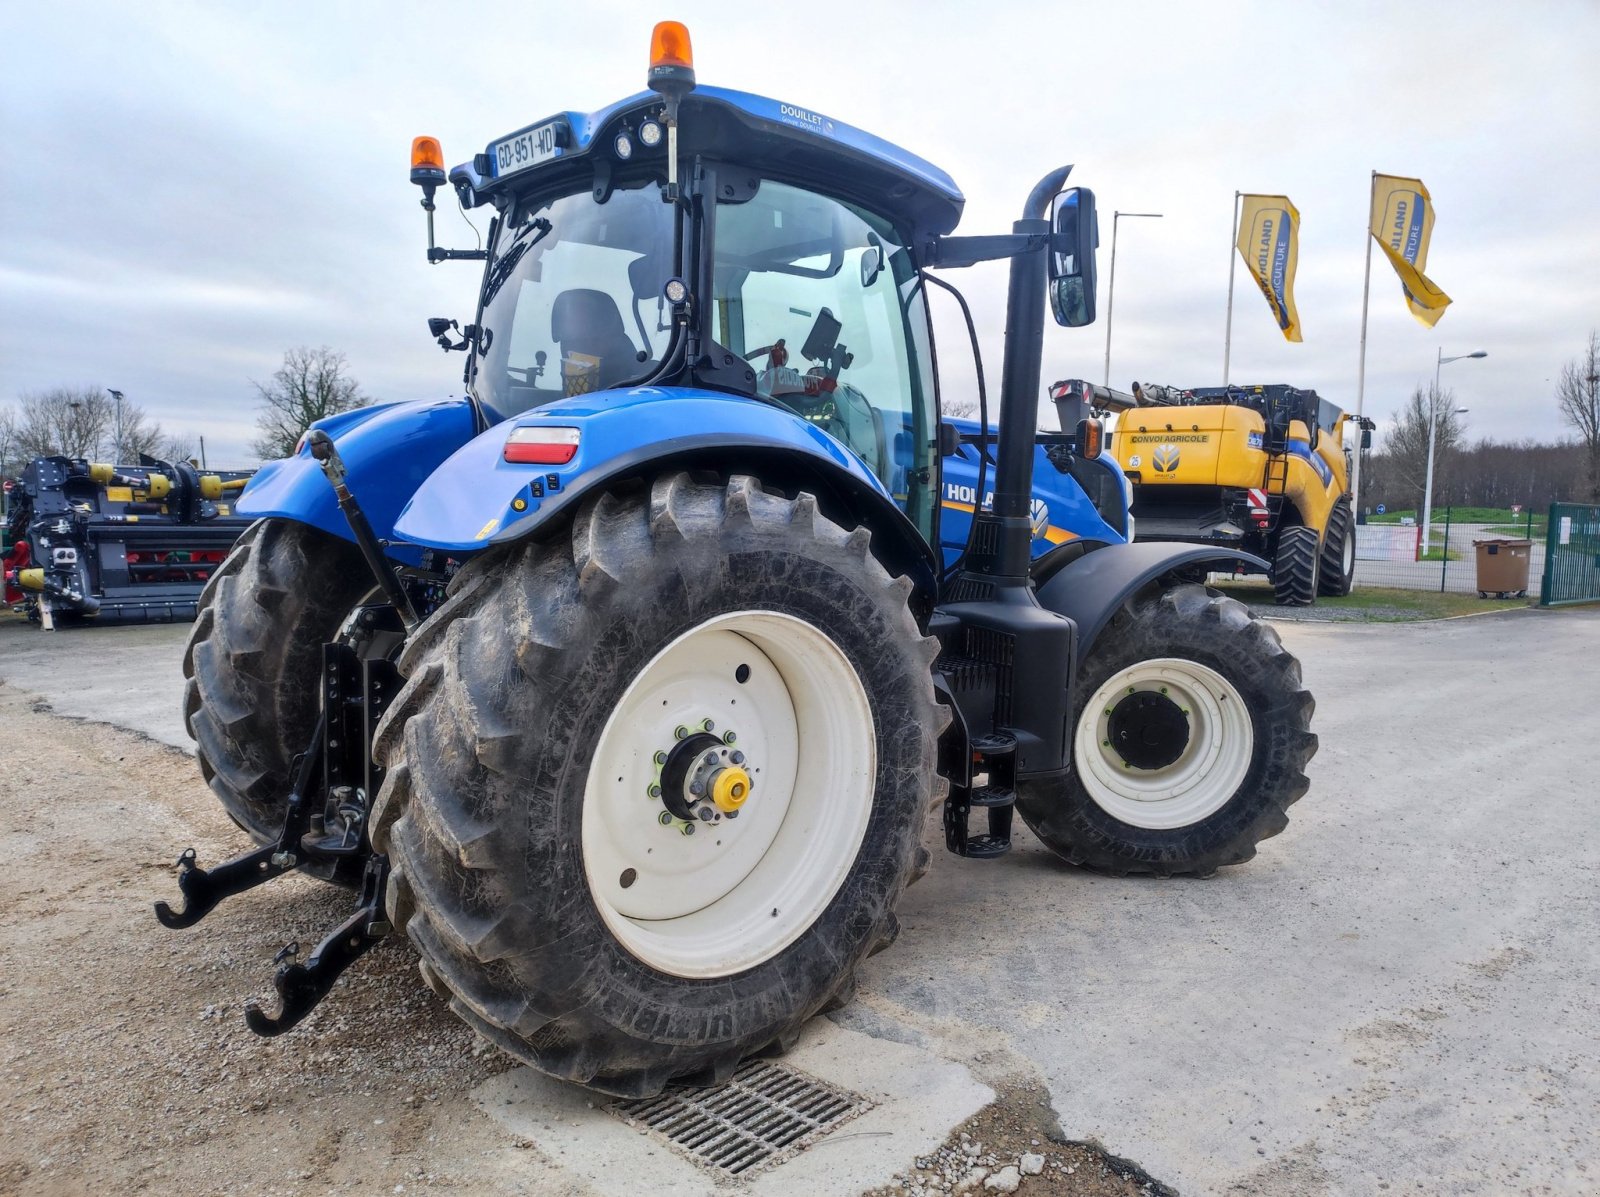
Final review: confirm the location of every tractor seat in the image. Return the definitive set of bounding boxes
[550,289,644,393]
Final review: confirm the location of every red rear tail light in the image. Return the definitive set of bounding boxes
[503,426,580,465]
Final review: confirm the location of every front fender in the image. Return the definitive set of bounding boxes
[393,386,939,598]
[1035,541,1269,658]
[239,398,479,558]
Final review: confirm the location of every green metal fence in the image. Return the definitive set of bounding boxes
[1539,503,1600,607]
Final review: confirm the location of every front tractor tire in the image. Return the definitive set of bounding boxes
[370,474,942,1096]
[183,519,369,842]
[1015,584,1316,877]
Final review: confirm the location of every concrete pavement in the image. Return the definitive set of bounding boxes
[2,603,1597,1194]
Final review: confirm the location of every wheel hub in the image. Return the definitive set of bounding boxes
[656,724,752,826]
[1107,689,1191,770]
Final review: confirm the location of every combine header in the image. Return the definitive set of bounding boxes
[3,455,255,628]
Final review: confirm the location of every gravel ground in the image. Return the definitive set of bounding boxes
[0,685,580,1197]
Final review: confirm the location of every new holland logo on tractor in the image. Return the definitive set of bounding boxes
[1152,444,1181,472]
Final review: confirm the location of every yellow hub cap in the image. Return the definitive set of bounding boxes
[711,766,752,812]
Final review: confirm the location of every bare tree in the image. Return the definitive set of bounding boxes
[13,387,114,460]
[1380,384,1468,512]
[251,347,370,460]
[162,431,199,463]
[1555,329,1600,502]
[0,404,21,480]
[118,402,166,462]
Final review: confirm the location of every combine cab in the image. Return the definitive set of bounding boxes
[2,455,255,628]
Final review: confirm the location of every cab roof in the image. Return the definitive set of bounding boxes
[449,85,966,241]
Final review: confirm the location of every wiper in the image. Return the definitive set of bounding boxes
[481,217,552,307]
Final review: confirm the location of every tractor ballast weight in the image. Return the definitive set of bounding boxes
[164,24,1316,1096]
[3,454,256,627]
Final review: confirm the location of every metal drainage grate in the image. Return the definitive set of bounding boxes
[611,1060,870,1176]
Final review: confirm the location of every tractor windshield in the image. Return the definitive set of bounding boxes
[473,183,675,417]
[715,181,938,537]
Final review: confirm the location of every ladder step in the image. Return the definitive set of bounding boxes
[963,834,1011,860]
[969,785,1014,809]
[970,732,1017,758]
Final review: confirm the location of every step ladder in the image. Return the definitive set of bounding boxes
[943,731,1017,859]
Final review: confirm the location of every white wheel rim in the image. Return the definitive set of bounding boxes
[1342,529,1355,577]
[1075,657,1254,830]
[582,610,875,979]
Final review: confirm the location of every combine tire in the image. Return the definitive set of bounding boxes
[183,519,369,843]
[371,474,941,1096]
[1318,500,1356,597]
[1272,525,1320,606]
[1015,584,1316,877]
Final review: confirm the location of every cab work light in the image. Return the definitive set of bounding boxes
[504,426,580,465]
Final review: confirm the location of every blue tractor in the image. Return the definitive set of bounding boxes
[164,24,1315,1095]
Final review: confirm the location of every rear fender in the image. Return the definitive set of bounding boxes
[238,398,479,563]
[392,388,940,608]
[1034,541,1268,659]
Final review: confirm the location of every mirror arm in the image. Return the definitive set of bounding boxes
[924,233,1048,269]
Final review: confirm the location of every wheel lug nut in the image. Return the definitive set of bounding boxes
[654,751,667,765]
[674,725,688,740]
[688,781,704,796]
[724,732,737,744]
[648,784,662,798]
[703,751,719,766]
[658,811,672,826]
[698,807,715,822]
[703,719,715,732]
[730,750,745,765]
[681,823,696,836]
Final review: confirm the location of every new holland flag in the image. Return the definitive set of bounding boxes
[1236,195,1303,342]
[1370,174,1452,327]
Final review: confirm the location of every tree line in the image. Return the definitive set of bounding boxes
[0,347,370,482]
[1360,329,1600,512]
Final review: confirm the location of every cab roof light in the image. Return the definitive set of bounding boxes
[649,21,694,71]
[410,136,446,187]
[504,426,581,465]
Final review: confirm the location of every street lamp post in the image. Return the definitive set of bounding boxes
[1421,349,1486,550]
[1102,211,1163,387]
[107,389,125,464]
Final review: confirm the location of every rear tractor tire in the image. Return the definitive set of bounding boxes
[1318,500,1356,597]
[370,474,942,1096]
[1015,584,1316,877]
[1272,524,1321,606]
[183,519,369,842]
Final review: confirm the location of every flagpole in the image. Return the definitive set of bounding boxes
[1223,191,1240,384]
[1351,171,1376,512]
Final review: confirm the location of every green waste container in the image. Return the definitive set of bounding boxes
[1473,539,1532,598]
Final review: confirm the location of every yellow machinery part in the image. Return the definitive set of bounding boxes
[87,463,116,484]
[17,568,45,590]
[144,473,172,499]
[105,486,134,503]
[711,766,752,812]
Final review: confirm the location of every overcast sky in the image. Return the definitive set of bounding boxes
[3,0,1596,467]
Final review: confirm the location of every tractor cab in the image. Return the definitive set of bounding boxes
[419,83,963,542]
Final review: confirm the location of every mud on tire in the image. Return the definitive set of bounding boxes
[370,473,943,1096]
[1015,584,1316,877]
[183,519,369,842]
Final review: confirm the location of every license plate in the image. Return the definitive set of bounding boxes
[491,121,562,178]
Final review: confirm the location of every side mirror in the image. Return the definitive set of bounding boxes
[1049,187,1098,327]
[1361,427,1373,450]
[937,421,962,458]
[428,317,456,338]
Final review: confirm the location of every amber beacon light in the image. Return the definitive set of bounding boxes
[410,136,446,187]
[649,21,694,75]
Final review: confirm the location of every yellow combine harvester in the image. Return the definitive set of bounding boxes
[1110,382,1373,605]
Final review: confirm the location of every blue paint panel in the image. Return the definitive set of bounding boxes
[393,386,892,553]
[937,418,1125,570]
[238,398,479,563]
